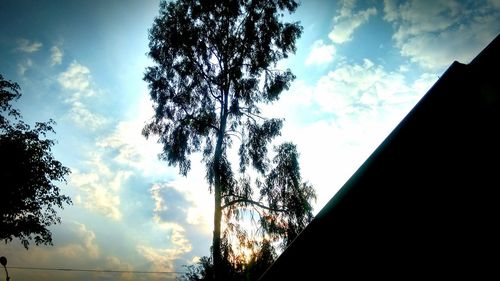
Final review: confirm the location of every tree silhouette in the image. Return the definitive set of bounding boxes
[179,239,276,281]
[0,74,71,249]
[143,1,308,279]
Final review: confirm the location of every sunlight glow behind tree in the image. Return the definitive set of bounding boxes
[142,0,315,279]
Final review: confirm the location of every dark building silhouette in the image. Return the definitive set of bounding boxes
[260,34,499,280]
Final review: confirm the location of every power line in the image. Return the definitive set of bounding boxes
[8,266,184,274]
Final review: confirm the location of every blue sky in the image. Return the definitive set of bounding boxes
[1,0,499,280]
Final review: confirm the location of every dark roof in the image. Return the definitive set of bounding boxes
[260,34,500,280]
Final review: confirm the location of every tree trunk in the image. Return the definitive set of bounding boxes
[213,99,228,280]
[213,177,223,280]
[212,144,224,281]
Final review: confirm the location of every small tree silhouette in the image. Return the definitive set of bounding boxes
[0,256,10,281]
[0,74,71,249]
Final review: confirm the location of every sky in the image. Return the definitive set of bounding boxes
[0,0,499,280]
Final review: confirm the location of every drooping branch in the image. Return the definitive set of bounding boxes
[225,132,242,141]
[222,196,286,213]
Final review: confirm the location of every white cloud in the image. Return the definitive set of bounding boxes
[0,222,153,281]
[16,38,42,53]
[69,101,107,129]
[51,45,64,66]
[0,221,101,280]
[151,184,168,213]
[58,61,93,94]
[58,61,107,130]
[96,94,169,177]
[398,64,410,73]
[150,174,212,235]
[266,60,437,211]
[382,0,399,22]
[305,40,336,66]
[105,256,136,281]
[167,164,213,233]
[328,0,377,44]
[97,92,212,232]
[70,152,131,220]
[261,79,314,124]
[58,222,100,259]
[383,0,500,70]
[78,223,100,259]
[312,59,416,114]
[412,72,438,95]
[143,180,210,274]
[17,58,32,75]
[137,223,192,272]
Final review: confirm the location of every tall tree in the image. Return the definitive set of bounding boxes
[0,74,71,249]
[143,1,306,278]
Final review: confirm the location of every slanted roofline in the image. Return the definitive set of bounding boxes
[259,33,499,280]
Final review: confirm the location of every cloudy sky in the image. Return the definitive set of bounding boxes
[0,0,498,280]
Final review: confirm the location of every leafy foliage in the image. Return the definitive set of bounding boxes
[144,0,301,182]
[180,256,214,281]
[179,240,276,281]
[260,143,316,247]
[0,74,71,249]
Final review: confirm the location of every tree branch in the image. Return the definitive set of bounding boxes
[181,107,220,132]
[240,108,266,121]
[226,132,242,141]
[181,46,223,103]
[222,197,285,213]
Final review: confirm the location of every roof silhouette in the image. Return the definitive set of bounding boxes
[260,34,500,280]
